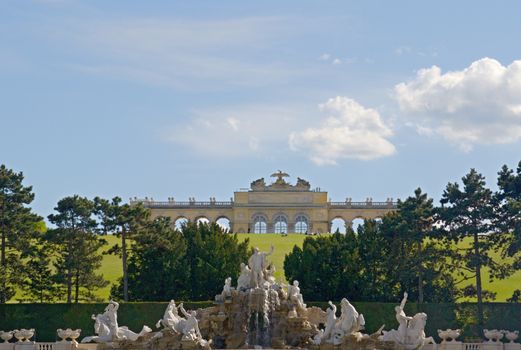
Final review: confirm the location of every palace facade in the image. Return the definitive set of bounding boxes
[131,171,397,234]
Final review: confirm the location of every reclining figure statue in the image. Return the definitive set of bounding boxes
[81,300,151,343]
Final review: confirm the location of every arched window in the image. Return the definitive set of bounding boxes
[174,217,188,230]
[295,215,308,234]
[330,217,346,234]
[216,217,231,232]
[273,215,288,234]
[196,217,210,226]
[253,215,267,234]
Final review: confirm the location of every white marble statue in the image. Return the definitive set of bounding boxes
[320,301,337,343]
[287,280,306,309]
[156,300,186,333]
[81,300,151,343]
[248,245,274,288]
[265,264,276,286]
[379,292,435,349]
[337,298,364,334]
[178,303,205,343]
[221,277,232,298]
[237,263,251,291]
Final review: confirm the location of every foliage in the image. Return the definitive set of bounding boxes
[112,216,189,301]
[47,196,108,303]
[380,188,459,303]
[507,289,521,303]
[94,197,150,301]
[19,239,60,303]
[0,164,42,303]
[115,220,249,301]
[496,161,521,267]
[437,169,512,327]
[284,231,361,300]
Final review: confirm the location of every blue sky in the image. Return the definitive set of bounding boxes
[2,1,521,217]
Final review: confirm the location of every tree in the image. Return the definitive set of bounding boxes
[48,196,108,303]
[118,219,249,301]
[381,188,457,303]
[94,197,149,302]
[438,169,511,328]
[182,221,250,300]
[284,231,362,301]
[496,161,521,268]
[20,239,60,302]
[113,216,188,301]
[0,164,42,303]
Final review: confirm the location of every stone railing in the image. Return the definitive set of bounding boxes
[328,201,398,209]
[131,200,233,209]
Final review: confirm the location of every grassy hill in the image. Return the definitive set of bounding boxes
[26,233,521,302]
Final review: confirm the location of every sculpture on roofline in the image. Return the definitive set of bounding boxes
[296,177,311,190]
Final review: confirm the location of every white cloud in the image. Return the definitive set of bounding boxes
[319,53,331,61]
[165,105,304,157]
[289,97,396,165]
[332,58,342,65]
[395,58,521,151]
[226,117,240,131]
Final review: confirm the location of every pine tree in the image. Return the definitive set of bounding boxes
[438,169,512,329]
[20,240,60,302]
[496,161,521,267]
[94,197,149,302]
[0,164,42,303]
[48,195,108,303]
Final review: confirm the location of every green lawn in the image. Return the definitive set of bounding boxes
[26,233,520,302]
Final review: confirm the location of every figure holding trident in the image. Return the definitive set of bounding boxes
[248,245,274,288]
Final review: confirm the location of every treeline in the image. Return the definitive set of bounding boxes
[0,164,249,303]
[1,162,521,323]
[284,165,521,327]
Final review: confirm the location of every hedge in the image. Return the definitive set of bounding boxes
[0,302,520,342]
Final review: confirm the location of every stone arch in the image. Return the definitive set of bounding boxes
[215,216,232,232]
[330,216,347,234]
[252,213,268,234]
[174,216,189,230]
[294,213,309,234]
[272,213,289,234]
[352,217,365,232]
[195,215,210,226]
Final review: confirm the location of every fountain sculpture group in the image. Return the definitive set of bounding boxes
[1,246,519,350]
[75,246,436,350]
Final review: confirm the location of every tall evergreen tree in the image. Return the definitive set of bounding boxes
[0,164,42,303]
[113,216,188,301]
[381,188,456,303]
[94,197,149,302]
[48,196,108,303]
[438,169,511,328]
[284,231,361,301]
[496,161,521,267]
[20,239,60,302]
